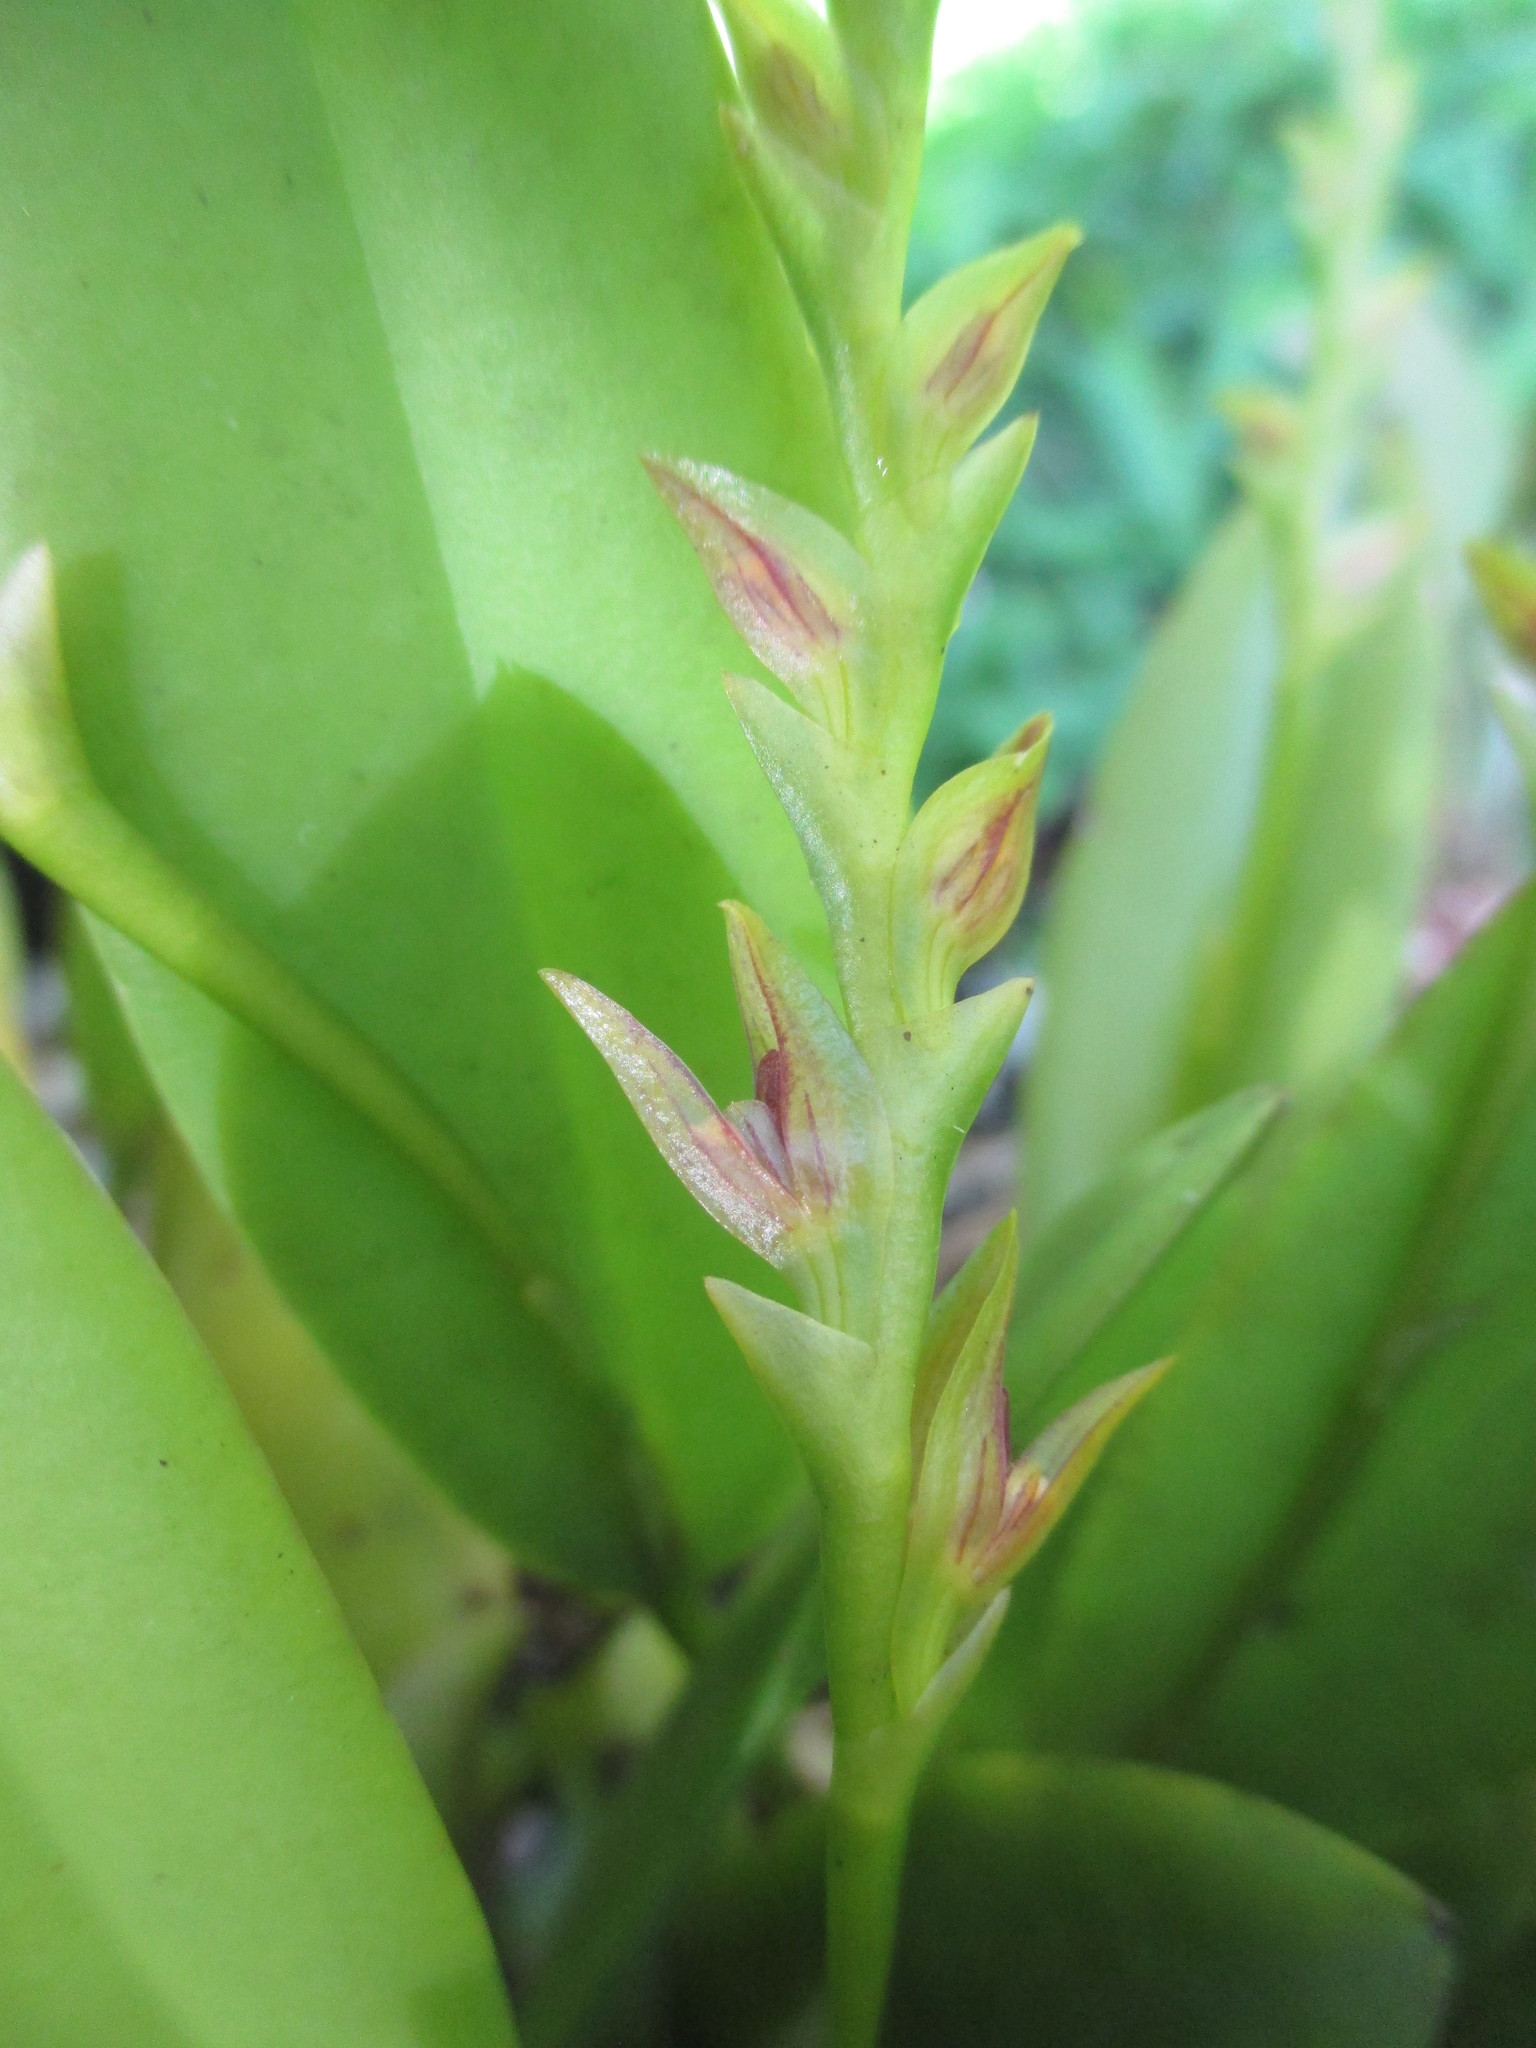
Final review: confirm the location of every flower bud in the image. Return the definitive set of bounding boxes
[541,970,806,1265]
[714,0,854,183]
[892,1207,1168,1709]
[645,456,869,738]
[1469,539,1536,670]
[891,712,1050,1016]
[544,907,889,1322]
[722,900,890,1325]
[887,224,1079,480]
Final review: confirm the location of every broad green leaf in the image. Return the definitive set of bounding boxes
[1174,565,1439,1112]
[1442,1930,1536,2048]
[151,1127,519,1697]
[1006,1083,1282,1414]
[0,0,846,1585]
[0,1040,515,2046]
[1023,509,1276,1229]
[884,1755,1453,2048]
[522,1506,823,2048]
[981,884,1536,1932]
[670,1756,1454,2048]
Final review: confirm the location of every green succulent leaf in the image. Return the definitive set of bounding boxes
[884,1754,1454,2048]
[0,1040,516,2047]
[671,1754,1454,2048]
[1024,509,1278,1228]
[1005,1082,1284,1416]
[0,0,850,1587]
[982,882,1536,1939]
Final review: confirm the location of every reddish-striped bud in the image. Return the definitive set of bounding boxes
[715,0,855,183]
[541,970,806,1265]
[891,712,1050,1016]
[645,457,870,738]
[888,224,1079,480]
[892,1212,1167,1711]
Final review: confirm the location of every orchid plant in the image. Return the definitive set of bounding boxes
[0,2,1159,2037]
[0,4,1534,2046]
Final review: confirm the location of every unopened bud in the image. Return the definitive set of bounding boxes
[645,457,869,738]
[715,0,853,182]
[893,1208,1168,1709]
[891,713,1050,1016]
[541,970,806,1265]
[721,901,890,1323]
[1469,539,1536,670]
[1221,388,1301,467]
[888,224,1079,481]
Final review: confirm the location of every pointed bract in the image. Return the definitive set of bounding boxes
[888,224,1079,479]
[541,970,804,1265]
[911,1211,1017,1472]
[929,415,1038,635]
[706,1278,895,1504]
[891,714,1050,1015]
[645,456,870,736]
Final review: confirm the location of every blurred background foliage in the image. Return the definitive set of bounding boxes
[911,0,1536,814]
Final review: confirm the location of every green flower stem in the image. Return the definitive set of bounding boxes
[1174,0,1410,1112]
[825,1718,927,2048]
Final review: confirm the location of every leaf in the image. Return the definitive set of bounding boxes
[985,883,1536,1937]
[150,1125,518,1699]
[1005,1083,1284,1415]
[669,1755,1454,2048]
[0,1041,516,2046]
[884,1755,1454,2048]
[0,0,845,1584]
[522,1506,823,2048]
[1175,564,1440,1112]
[1024,509,1277,1230]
